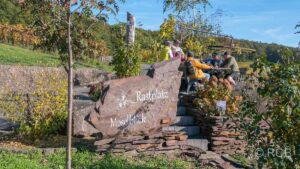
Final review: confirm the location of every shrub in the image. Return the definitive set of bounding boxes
[88,83,102,102]
[193,76,242,116]
[239,49,300,169]
[112,41,141,78]
[0,71,67,140]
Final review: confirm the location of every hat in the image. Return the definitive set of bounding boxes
[212,52,219,57]
[223,51,230,56]
[174,39,181,44]
[165,41,172,46]
[187,51,194,57]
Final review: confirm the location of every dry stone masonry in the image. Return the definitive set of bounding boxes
[94,131,204,156]
[0,65,110,93]
[180,94,247,155]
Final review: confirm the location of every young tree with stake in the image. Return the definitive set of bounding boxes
[20,0,124,168]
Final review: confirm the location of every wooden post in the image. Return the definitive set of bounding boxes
[66,1,73,169]
[126,12,135,45]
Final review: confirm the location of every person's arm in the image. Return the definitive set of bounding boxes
[230,57,239,71]
[194,60,212,69]
[168,49,174,58]
[221,60,228,68]
[180,48,184,55]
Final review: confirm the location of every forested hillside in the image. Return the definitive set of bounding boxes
[235,39,299,62]
[0,0,298,63]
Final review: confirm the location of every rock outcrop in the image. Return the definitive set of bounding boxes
[73,58,182,138]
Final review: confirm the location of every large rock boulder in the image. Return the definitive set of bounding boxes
[73,58,182,138]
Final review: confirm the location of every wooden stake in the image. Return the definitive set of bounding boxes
[126,12,135,45]
[66,1,73,169]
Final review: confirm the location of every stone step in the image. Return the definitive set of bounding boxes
[162,126,200,136]
[74,100,95,111]
[0,118,18,131]
[175,116,194,126]
[176,106,187,116]
[74,86,91,100]
[186,137,209,151]
[0,130,14,136]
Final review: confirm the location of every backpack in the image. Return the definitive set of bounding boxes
[184,60,195,76]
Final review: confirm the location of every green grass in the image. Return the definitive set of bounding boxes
[0,150,198,169]
[0,43,61,67]
[238,61,253,68]
[231,154,253,167]
[0,43,113,72]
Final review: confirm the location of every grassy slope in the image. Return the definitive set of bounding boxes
[0,43,113,71]
[0,43,61,67]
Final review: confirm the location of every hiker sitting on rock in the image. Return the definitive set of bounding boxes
[186,51,212,82]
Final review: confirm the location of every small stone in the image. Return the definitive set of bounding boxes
[161,117,172,124]
[94,138,115,146]
[175,135,188,141]
[164,140,176,147]
[132,139,163,145]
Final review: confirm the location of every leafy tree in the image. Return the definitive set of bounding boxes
[22,1,123,68]
[296,22,300,34]
[161,0,221,58]
[266,46,281,62]
[0,0,32,24]
[163,0,210,14]
[21,1,124,168]
[159,15,176,40]
[163,0,213,31]
[296,22,300,47]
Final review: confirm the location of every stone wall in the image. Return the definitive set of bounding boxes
[191,110,247,155]
[94,131,204,156]
[180,94,247,155]
[0,65,110,93]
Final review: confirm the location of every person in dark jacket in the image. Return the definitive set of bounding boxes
[206,52,223,67]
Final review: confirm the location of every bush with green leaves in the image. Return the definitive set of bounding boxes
[112,41,141,78]
[239,48,300,169]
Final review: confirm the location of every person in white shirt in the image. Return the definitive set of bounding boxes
[172,39,185,61]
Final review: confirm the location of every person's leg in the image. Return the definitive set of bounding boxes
[227,76,236,86]
[188,79,199,92]
[204,73,210,80]
[231,72,240,81]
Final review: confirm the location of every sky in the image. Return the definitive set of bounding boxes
[108,0,300,47]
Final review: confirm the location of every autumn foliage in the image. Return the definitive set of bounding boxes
[0,71,68,140]
[194,76,243,116]
[0,24,40,47]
